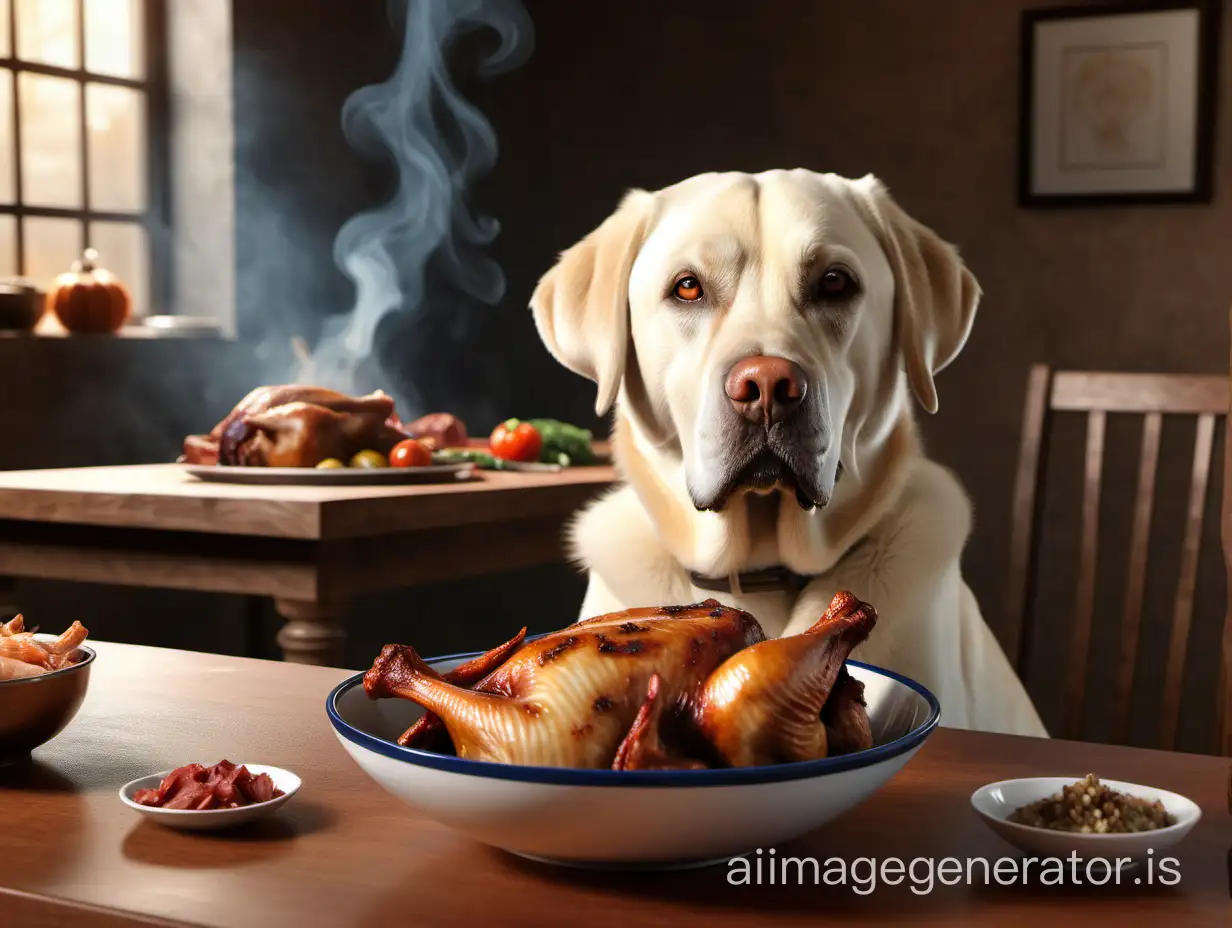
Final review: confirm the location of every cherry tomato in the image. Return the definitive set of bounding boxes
[389,438,433,468]
[489,418,542,463]
[315,457,345,470]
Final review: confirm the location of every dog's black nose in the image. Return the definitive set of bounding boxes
[725,356,807,426]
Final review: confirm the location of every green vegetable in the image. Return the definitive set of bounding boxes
[315,458,345,470]
[434,421,595,470]
[432,449,512,470]
[527,419,595,466]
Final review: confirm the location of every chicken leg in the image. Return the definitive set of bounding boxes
[694,591,877,766]
[370,627,527,750]
[611,673,707,771]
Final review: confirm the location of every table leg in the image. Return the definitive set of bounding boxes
[0,576,16,622]
[242,595,266,660]
[274,598,346,666]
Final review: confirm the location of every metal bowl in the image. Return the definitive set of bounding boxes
[0,641,94,765]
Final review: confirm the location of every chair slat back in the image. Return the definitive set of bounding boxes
[1008,364,1230,754]
[1111,411,1160,744]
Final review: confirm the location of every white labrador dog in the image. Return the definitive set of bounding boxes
[530,170,1046,737]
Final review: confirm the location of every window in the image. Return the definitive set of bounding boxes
[1,0,166,318]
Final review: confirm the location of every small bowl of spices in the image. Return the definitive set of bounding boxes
[971,774,1200,863]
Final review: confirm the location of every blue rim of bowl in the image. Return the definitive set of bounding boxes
[326,653,941,787]
[0,643,95,687]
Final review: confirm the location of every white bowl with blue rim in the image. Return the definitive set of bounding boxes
[327,651,940,869]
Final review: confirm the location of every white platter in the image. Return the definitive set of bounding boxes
[182,462,476,486]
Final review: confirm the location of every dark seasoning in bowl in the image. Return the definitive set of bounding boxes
[1008,773,1176,834]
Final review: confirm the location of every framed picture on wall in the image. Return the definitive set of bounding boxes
[1019,2,1220,206]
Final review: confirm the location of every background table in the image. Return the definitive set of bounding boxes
[1,642,1228,927]
[0,463,614,663]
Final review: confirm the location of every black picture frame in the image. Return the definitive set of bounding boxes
[1018,1,1221,207]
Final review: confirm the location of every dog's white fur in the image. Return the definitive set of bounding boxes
[530,170,1047,737]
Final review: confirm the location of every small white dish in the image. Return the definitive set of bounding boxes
[119,764,301,831]
[971,776,1201,862]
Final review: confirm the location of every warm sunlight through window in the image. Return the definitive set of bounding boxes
[1,0,163,317]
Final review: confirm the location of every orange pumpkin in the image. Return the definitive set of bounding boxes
[46,248,132,334]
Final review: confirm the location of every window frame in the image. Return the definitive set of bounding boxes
[1,0,170,314]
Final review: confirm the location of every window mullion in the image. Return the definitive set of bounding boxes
[145,0,169,314]
[7,2,21,272]
[0,58,147,91]
[75,0,88,254]
[8,70,21,273]
[6,0,163,309]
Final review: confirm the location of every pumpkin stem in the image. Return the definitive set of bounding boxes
[77,248,100,273]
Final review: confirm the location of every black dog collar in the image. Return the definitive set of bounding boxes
[687,566,813,595]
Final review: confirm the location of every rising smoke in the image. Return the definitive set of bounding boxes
[294,0,534,412]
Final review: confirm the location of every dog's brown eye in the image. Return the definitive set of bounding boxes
[818,268,857,300]
[673,276,704,302]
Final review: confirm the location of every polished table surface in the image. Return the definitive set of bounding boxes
[1,642,1228,927]
[0,463,616,663]
[0,461,617,539]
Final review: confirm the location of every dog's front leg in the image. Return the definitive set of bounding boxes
[570,485,694,617]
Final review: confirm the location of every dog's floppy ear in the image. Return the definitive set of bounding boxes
[851,175,980,414]
[530,189,656,417]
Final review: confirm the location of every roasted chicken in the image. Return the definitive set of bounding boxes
[364,592,877,770]
[180,385,468,467]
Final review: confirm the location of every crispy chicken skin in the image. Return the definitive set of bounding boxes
[364,592,877,770]
[181,386,470,467]
[235,401,406,468]
[0,617,88,680]
[180,386,404,467]
[694,592,876,765]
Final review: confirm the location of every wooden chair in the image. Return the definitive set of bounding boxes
[1006,341,1232,756]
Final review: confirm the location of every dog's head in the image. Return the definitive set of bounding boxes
[531,170,979,514]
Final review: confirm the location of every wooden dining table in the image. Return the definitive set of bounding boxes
[1,641,1228,927]
[0,461,615,664]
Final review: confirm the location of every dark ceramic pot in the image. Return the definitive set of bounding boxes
[0,643,94,765]
[0,281,45,332]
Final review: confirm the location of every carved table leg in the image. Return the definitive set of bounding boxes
[274,598,346,666]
